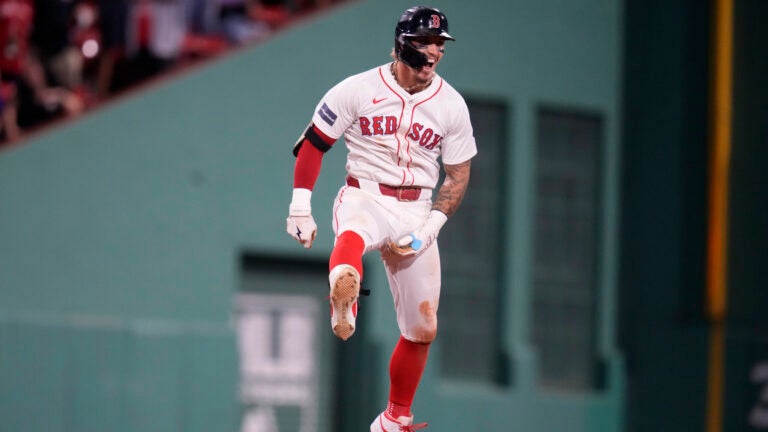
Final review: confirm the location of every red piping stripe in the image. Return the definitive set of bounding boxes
[378,67,407,169]
[403,78,444,186]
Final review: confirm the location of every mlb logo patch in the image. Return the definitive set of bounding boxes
[318,103,337,126]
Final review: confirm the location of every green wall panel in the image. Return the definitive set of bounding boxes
[1,323,69,432]
[69,328,130,432]
[0,316,235,432]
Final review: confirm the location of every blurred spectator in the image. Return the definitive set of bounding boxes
[0,0,33,80]
[294,0,330,13]
[0,0,83,145]
[180,0,230,61]
[20,52,84,120]
[0,0,33,143]
[0,71,21,142]
[97,0,228,96]
[31,0,84,91]
[121,0,188,86]
[95,0,129,97]
[217,0,270,45]
[70,1,102,95]
[248,0,290,30]
[185,0,218,35]
[0,0,347,147]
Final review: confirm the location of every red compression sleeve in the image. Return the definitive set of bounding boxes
[329,230,365,281]
[387,336,430,418]
[293,141,323,190]
[293,126,335,190]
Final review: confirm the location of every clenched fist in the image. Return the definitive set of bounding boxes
[287,188,317,249]
[287,215,317,248]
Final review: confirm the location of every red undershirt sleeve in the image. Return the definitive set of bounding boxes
[293,125,336,190]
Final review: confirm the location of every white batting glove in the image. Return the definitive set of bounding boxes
[286,188,317,249]
[390,210,448,256]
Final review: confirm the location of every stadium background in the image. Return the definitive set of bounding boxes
[0,0,766,431]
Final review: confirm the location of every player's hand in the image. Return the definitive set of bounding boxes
[389,233,419,256]
[286,188,317,249]
[287,215,317,248]
[389,210,448,257]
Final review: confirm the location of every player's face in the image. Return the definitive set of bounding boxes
[409,36,446,81]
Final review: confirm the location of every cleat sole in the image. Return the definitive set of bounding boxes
[330,270,359,341]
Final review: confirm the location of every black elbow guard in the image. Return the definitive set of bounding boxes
[292,124,333,157]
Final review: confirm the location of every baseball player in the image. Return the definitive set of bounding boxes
[286,5,476,431]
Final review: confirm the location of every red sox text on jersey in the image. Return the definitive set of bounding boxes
[358,116,443,151]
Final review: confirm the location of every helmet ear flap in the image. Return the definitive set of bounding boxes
[396,37,429,69]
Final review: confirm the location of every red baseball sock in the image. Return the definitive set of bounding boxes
[329,230,365,280]
[387,336,430,419]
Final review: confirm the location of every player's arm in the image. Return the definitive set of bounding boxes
[287,123,336,249]
[293,123,335,189]
[432,159,471,217]
[390,159,472,256]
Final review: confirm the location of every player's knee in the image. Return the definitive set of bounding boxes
[407,301,438,343]
[409,323,437,343]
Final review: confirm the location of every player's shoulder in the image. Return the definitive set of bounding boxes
[322,64,387,108]
[335,64,387,87]
[434,75,470,112]
[434,75,464,100]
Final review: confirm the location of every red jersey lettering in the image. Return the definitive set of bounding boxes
[360,115,399,136]
[359,117,372,136]
[419,128,433,146]
[427,133,442,150]
[385,116,397,134]
[408,123,423,141]
[372,116,384,135]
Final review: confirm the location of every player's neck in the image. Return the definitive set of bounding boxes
[391,61,432,94]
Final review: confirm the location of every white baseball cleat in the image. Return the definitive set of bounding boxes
[370,411,428,431]
[328,264,360,341]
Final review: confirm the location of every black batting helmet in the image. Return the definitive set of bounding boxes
[395,6,455,69]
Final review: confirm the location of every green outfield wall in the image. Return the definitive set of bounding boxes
[0,1,625,431]
[621,1,768,431]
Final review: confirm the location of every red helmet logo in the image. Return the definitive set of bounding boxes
[430,14,441,28]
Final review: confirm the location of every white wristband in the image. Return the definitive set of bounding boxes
[424,209,448,232]
[408,210,448,250]
[289,188,312,216]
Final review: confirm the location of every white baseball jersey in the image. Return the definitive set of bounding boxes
[308,62,476,342]
[311,62,477,189]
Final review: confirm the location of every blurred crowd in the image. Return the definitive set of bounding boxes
[0,0,337,147]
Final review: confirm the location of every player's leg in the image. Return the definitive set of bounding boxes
[382,240,441,343]
[328,230,364,340]
[328,186,388,340]
[371,244,440,431]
